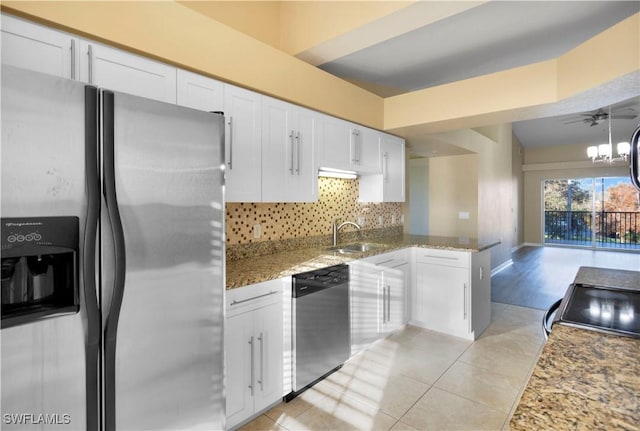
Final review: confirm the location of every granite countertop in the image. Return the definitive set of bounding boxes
[226,234,499,289]
[510,266,640,430]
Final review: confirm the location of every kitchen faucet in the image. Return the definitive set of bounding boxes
[333,219,361,246]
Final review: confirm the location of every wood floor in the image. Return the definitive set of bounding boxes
[491,245,640,310]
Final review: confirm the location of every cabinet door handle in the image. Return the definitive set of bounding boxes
[383,285,387,323]
[88,44,94,84]
[70,39,76,80]
[248,336,254,396]
[387,285,391,323]
[351,129,357,164]
[227,116,234,170]
[383,152,389,182]
[258,332,264,390]
[295,131,301,175]
[382,283,386,323]
[289,130,295,174]
[463,283,468,320]
[423,254,458,260]
[230,290,278,306]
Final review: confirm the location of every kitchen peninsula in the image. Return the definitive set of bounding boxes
[226,233,499,289]
[510,267,640,430]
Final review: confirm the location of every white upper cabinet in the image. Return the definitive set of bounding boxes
[1,14,79,79]
[382,134,406,201]
[176,69,224,112]
[319,115,353,172]
[320,116,383,174]
[359,133,406,202]
[351,126,382,174]
[224,84,262,202]
[261,97,318,203]
[79,41,177,103]
[4,14,402,205]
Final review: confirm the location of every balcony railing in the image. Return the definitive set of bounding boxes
[544,210,640,249]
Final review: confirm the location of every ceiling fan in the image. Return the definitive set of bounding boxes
[563,104,638,127]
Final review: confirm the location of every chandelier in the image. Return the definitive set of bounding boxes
[587,106,630,163]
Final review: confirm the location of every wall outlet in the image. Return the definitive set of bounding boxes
[253,224,261,238]
[357,216,365,226]
[392,214,397,224]
[378,215,384,226]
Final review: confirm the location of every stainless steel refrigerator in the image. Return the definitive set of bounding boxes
[1,64,225,430]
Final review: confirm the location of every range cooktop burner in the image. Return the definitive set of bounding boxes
[557,283,640,339]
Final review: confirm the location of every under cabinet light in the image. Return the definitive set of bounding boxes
[318,167,358,179]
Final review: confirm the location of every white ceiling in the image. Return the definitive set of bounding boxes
[313,0,640,151]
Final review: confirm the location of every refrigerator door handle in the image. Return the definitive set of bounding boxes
[84,85,102,431]
[102,90,128,431]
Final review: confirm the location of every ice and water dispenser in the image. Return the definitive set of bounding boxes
[1,217,79,328]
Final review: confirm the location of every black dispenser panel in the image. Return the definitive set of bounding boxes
[1,217,79,328]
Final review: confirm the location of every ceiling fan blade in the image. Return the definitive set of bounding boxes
[610,114,638,120]
[563,118,591,124]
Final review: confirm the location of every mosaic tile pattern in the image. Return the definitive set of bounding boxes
[225,177,403,245]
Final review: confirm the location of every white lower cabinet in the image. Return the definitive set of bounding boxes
[381,254,409,337]
[350,249,409,355]
[413,248,490,340]
[225,279,283,430]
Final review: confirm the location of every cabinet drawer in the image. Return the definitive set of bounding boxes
[415,248,469,268]
[226,278,284,317]
[369,249,409,268]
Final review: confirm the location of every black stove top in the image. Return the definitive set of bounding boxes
[556,283,640,338]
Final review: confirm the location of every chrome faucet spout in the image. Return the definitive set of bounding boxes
[332,219,361,246]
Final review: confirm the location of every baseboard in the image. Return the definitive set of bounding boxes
[523,242,543,247]
[491,259,513,277]
[510,243,525,253]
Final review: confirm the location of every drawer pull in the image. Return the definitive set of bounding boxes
[423,255,458,260]
[230,290,278,306]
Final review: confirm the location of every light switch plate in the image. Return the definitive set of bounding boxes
[253,224,261,238]
[458,211,470,220]
[357,216,365,226]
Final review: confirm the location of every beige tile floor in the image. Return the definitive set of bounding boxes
[239,303,545,431]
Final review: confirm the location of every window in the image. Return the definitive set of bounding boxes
[544,177,640,250]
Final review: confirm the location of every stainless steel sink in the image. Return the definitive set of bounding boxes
[324,242,387,254]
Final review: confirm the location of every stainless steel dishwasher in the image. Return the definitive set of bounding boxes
[286,263,350,401]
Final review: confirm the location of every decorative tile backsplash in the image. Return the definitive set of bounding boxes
[226,177,402,245]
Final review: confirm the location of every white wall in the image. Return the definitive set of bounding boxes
[428,154,479,238]
[409,158,430,235]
